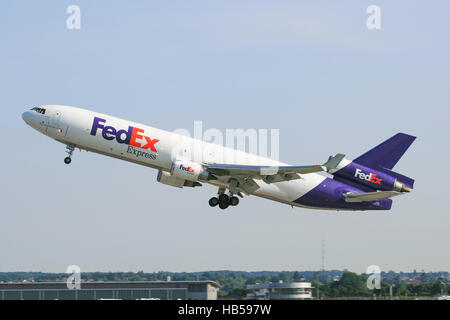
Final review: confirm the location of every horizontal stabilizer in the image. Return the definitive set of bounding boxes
[344,190,402,203]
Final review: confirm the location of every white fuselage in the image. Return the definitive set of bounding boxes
[22,105,328,209]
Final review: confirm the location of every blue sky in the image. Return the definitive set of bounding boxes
[1,1,449,273]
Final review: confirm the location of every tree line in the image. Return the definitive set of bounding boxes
[0,270,448,298]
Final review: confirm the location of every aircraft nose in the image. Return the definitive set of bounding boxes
[22,111,32,124]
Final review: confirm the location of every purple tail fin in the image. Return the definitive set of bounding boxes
[354,133,416,169]
[353,133,416,188]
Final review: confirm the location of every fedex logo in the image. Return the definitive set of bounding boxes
[179,164,195,173]
[90,117,159,152]
[354,168,382,184]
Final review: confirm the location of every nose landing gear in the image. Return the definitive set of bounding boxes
[64,144,75,164]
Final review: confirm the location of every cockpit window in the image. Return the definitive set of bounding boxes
[31,107,46,114]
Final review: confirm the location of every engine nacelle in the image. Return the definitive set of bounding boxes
[170,159,210,182]
[333,162,410,192]
[157,170,185,188]
[157,170,202,188]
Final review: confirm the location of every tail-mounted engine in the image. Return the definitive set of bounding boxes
[333,161,411,193]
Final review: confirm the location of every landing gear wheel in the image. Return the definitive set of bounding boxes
[218,194,229,203]
[219,201,229,209]
[230,196,239,206]
[208,197,219,207]
[64,144,75,165]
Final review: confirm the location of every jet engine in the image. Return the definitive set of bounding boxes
[157,170,201,188]
[333,162,411,192]
[170,159,211,182]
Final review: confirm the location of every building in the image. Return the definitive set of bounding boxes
[246,281,314,300]
[0,281,220,300]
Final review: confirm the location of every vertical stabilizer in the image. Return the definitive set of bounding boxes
[353,133,416,170]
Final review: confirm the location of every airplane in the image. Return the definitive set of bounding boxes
[22,105,416,211]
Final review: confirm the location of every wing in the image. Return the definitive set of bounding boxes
[205,154,346,193]
[343,190,402,203]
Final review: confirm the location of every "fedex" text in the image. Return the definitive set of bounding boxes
[354,168,382,184]
[179,164,195,173]
[90,117,159,152]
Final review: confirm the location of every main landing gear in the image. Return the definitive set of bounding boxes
[208,192,240,210]
[64,144,75,164]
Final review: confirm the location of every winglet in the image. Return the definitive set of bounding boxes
[322,153,345,171]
